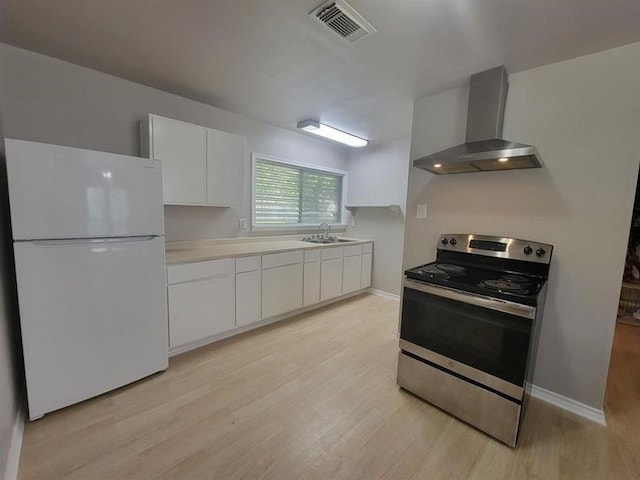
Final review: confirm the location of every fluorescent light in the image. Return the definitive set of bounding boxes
[498,157,509,162]
[297,120,368,148]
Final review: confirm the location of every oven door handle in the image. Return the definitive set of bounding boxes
[404,278,536,319]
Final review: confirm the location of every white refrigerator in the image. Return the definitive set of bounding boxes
[6,139,169,420]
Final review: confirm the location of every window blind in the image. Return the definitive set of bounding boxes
[254,159,343,225]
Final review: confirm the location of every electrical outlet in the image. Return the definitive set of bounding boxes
[350,217,356,227]
[417,204,427,219]
[239,218,247,230]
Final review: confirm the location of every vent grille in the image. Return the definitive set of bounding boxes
[310,1,376,43]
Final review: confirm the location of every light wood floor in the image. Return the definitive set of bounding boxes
[17,294,639,479]
[604,322,640,479]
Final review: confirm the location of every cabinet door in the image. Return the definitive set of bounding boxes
[361,253,372,288]
[262,263,303,319]
[168,276,235,349]
[236,270,261,327]
[150,115,207,205]
[342,254,362,294]
[321,258,343,301]
[207,128,245,206]
[303,261,321,307]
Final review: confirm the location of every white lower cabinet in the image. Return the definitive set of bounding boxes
[262,262,303,318]
[342,245,363,295]
[303,261,321,306]
[168,275,235,349]
[167,242,373,354]
[321,258,343,301]
[342,254,363,294]
[361,252,372,288]
[236,270,261,327]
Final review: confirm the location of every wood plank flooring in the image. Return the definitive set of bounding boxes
[604,322,640,479]
[17,294,639,479]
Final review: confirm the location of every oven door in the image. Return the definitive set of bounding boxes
[400,278,535,400]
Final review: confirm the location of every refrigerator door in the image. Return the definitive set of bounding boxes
[14,236,168,419]
[6,139,164,240]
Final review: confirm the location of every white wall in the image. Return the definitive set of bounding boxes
[405,42,640,409]
[0,44,349,242]
[346,138,410,295]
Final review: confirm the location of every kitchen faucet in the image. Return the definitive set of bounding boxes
[317,222,332,240]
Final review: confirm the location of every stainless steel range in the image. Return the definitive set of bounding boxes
[397,234,553,447]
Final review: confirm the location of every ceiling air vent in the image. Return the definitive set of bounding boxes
[310,1,376,43]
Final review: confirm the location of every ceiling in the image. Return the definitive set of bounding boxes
[2,0,638,144]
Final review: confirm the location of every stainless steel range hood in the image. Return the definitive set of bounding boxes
[413,66,542,175]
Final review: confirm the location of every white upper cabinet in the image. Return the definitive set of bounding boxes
[207,129,245,206]
[147,115,207,205]
[143,114,245,206]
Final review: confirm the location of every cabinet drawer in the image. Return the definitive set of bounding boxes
[304,249,321,263]
[236,255,261,273]
[362,242,373,254]
[343,244,363,257]
[262,250,303,269]
[321,246,343,261]
[167,258,234,285]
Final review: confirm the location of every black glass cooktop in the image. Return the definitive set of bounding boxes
[405,261,545,306]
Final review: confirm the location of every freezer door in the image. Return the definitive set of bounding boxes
[14,236,168,419]
[6,139,164,240]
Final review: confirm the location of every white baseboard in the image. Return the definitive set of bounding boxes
[530,384,606,426]
[4,409,24,480]
[367,288,400,302]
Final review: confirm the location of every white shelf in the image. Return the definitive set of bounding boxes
[345,204,402,215]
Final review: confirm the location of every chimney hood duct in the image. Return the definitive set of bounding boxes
[413,66,542,174]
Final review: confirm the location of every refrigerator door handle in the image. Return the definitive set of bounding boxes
[31,236,158,246]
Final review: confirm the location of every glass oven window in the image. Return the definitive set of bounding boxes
[400,287,532,386]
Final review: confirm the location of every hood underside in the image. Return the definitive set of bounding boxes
[413,139,541,174]
[413,66,542,175]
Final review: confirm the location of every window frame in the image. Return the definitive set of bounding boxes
[251,153,348,232]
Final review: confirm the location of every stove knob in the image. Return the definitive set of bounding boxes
[523,246,533,255]
[449,238,457,246]
[536,248,546,257]
[441,237,448,245]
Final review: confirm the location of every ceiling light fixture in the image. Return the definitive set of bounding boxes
[498,157,509,162]
[297,120,368,148]
[433,163,442,169]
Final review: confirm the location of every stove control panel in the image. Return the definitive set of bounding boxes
[437,234,553,264]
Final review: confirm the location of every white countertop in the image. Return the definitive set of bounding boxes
[165,236,372,265]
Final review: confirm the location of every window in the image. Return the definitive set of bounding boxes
[252,154,346,228]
